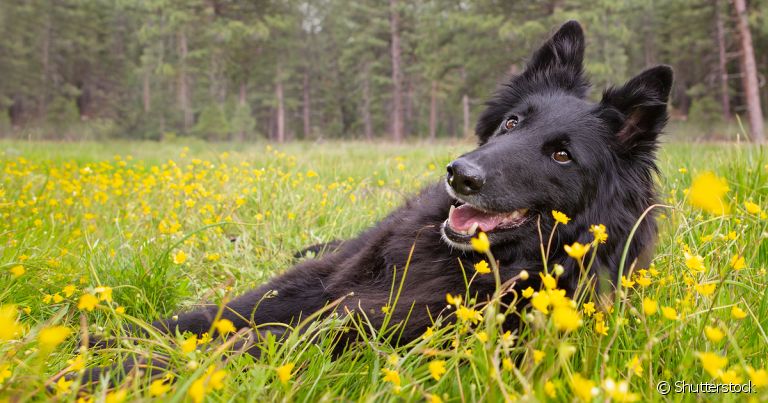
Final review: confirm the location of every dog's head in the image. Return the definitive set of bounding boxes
[441,21,673,251]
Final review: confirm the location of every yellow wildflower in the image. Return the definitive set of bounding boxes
[697,352,728,378]
[9,265,25,278]
[694,283,716,296]
[521,287,534,298]
[428,360,447,380]
[67,354,85,371]
[456,306,482,323]
[55,376,73,395]
[564,242,590,259]
[181,335,198,353]
[635,275,651,287]
[172,250,187,264]
[626,355,643,376]
[62,284,77,297]
[552,305,581,331]
[704,326,724,342]
[213,319,236,335]
[533,349,545,364]
[429,394,443,403]
[590,224,608,243]
[540,273,557,290]
[531,292,551,314]
[198,332,212,345]
[684,252,706,272]
[105,390,127,403]
[470,232,490,253]
[620,275,635,288]
[730,255,746,270]
[571,374,597,401]
[0,305,22,340]
[642,298,658,316]
[721,368,742,384]
[382,368,401,389]
[474,260,490,274]
[582,302,596,317]
[595,320,609,336]
[446,293,462,306]
[687,172,730,214]
[94,286,113,302]
[188,366,227,403]
[661,306,678,320]
[276,363,294,384]
[38,326,71,352]
[747,367,768,387]
[603,378,639,402]
[0,364,12,384]
[421,327,433,340]
[744,201,762,214]
[552,210,570,225]
[731,305,748,319]
[148,379,171,397]
[544,380,556,397]
[78,294,99,311]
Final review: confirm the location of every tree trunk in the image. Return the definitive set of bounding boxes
[238,82,247,142]
[733,0,765,142]
[642,8,656,67]
[388,0,404,142]
[714,0,731,120]
[39,12,51,121]
[275,64,285,144]
[461,67,470,138]
[462,93,471,139]
[303,69,311,139]
[429,80,438,142]
[362,63,373,141]
[404,76,414,138]
[143,68,152,114]
[177,29,193,133]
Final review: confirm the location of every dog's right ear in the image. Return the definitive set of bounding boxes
[600,65,673,156]
[523,20,585,80]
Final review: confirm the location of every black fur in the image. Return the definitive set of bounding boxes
[81,21,672,383]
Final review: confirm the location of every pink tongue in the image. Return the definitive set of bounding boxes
[449,204,505,232]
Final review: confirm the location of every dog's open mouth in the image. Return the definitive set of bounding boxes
[443,202,530,241]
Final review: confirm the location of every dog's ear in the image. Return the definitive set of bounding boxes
[524,20,585,77]
[600,65,673,154]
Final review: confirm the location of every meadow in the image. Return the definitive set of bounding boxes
[0,139,766,402]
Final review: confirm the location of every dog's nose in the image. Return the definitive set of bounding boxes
[446,159,485,195]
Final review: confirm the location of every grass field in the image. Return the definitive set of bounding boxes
[0,139,766,402]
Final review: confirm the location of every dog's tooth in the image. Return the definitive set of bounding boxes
[449,205,455,219]
[468,222,479,235]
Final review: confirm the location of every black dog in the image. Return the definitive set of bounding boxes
[84,20,671,381]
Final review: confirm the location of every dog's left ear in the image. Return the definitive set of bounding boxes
[525,20,585,78]
[600,65,673,153]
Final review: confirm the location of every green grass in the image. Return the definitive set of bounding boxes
[0,140,766,402]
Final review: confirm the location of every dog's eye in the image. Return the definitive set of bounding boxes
[552,150,571,163]
[504,116,519,130]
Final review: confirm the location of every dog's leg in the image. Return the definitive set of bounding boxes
[153,261,334,336]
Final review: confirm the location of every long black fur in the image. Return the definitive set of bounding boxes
[81,21,672,383]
